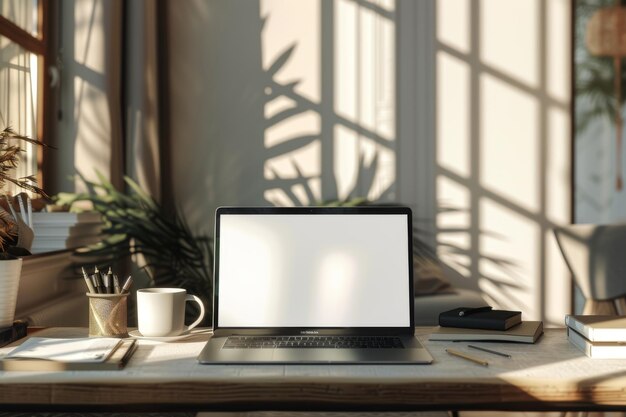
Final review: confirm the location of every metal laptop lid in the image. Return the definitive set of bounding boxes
[212,206,415,337]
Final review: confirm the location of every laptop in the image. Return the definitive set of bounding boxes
[198,206,433,364]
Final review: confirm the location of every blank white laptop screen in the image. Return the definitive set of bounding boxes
[217,214,411,328]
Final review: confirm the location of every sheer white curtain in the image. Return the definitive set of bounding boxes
[0,0,39,196]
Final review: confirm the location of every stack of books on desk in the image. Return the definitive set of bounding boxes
[31,212,103,254]
[566,315,626,358]
[430,306,543,343]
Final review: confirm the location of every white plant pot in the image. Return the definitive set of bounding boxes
[0,258,22,328]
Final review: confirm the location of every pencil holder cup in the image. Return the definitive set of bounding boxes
[87,293,129,337]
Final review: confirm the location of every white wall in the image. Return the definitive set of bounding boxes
[169,0,403,235]
[169,0,265,234]
[435,0,571,324]
[168,0,572,324]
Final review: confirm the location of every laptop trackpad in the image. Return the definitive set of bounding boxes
[272,348,357,363]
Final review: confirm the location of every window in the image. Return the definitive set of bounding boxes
[0,0,52,193]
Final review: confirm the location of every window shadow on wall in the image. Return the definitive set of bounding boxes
[261,0,397,207]
[435,0,570,323]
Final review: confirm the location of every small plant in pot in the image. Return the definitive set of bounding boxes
[0,126,49,328]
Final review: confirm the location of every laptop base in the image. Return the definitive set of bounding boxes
[198,335,433,364]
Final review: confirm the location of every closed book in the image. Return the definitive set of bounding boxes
[32,212,102,225]
[439,307,522,330]
[565,315,626,342]
[34,223,103,238]
[0,320,27,348]
[429,321,543,343]
[567,327,626,359]
[0,338,137,371]
[32,235,101,248]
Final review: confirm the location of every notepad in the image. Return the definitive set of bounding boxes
[429,321,544,344]
[1,338,137,371]
[6,337,122,363]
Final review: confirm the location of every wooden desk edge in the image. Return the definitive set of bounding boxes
[1,380,626,412]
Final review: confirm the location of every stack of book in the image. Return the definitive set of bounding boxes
[30,212,103,254]
[429,306,544,343]
[566,315,626,358]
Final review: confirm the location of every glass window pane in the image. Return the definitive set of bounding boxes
[0,35,40,195]
[0,0,39,37]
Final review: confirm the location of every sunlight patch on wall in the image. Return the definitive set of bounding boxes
[261,0,320,103]
[334,124,359,200]
[480,0,539,88]
[479,198,537,316]
[547,0,569,103]
[434,0,571,324]
[335,0,357,123]
[335,0,396,200]
[437,0,470,54]
[71,0,111,191]
[264,140,321,180]
[437,51,470,178]
[264,109,320,149]
[73,76,111,183]
[547,107,570,223]
[480,73,539,213]
[73,0,106,76]
[264,95,298,121]
[262,0,397,204]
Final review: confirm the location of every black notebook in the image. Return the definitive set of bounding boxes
[439,306,522,331]
[0,320,27,348]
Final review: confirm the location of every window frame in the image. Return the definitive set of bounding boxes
[0,0,53,191]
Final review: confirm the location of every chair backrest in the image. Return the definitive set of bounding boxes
[554,224,626,301]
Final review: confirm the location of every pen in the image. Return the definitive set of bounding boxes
[102,272,111,294]
[90,274,100,293]
[468,344,511,358]
[458,306,492,316]
[445,348,488,367]
[121,275,133,294]
[104,267,116,294]
[81,267,96,293]
[91,267,103,294]
[113,273,121,294]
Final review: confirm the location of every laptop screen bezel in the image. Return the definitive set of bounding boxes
[212,206,415,336]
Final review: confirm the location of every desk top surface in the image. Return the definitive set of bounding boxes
[0,327,615,384]
[0,327,624,411]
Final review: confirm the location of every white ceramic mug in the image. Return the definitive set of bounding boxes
[137,288,205,337]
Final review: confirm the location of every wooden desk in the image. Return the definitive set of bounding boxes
[1,327,626,412]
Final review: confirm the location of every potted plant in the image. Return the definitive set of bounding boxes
[56,173,213,325]
[0,126,48,328]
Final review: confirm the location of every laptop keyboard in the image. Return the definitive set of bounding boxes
[223,336,405,349]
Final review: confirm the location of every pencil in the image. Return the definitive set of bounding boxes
[81,267,96,293]
[468,344,511,358]
[445,348,488,366]
[121,275,133,294]
[113,274,121,294]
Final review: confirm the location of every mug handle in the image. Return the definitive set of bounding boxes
[183,294,205,333]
